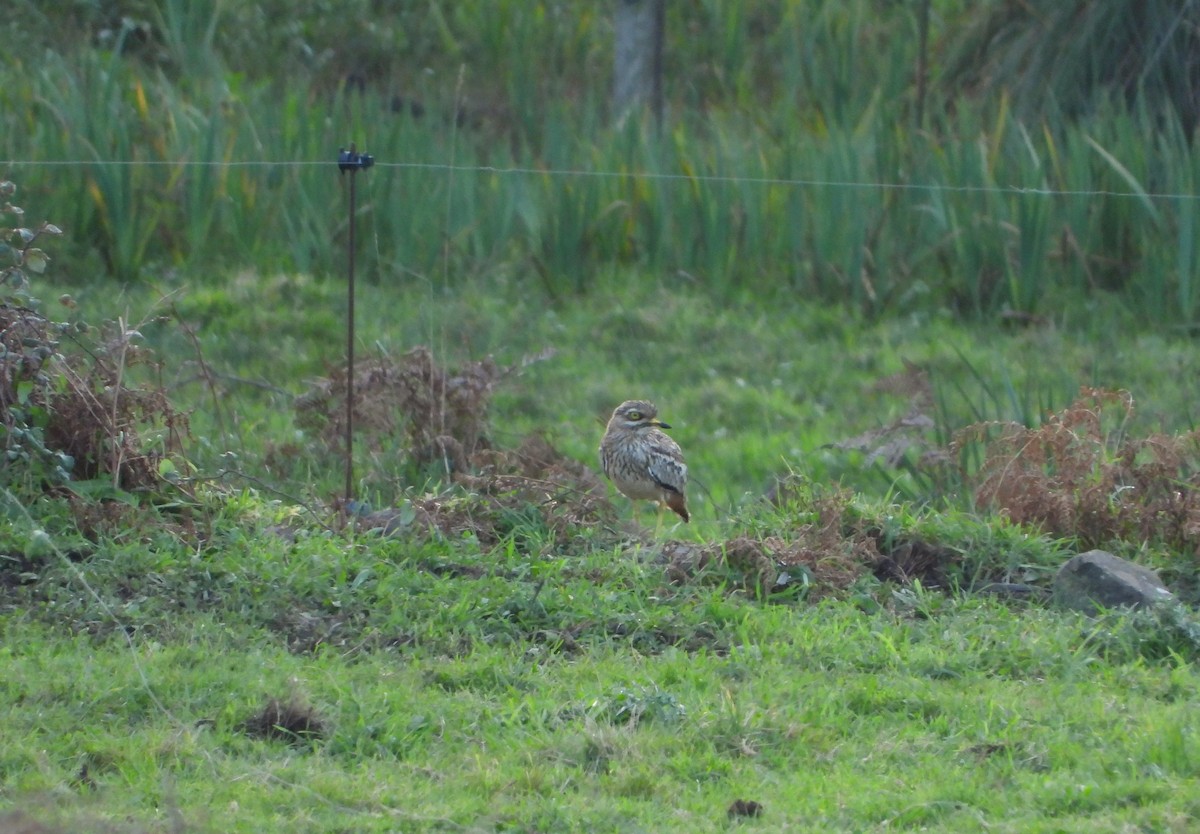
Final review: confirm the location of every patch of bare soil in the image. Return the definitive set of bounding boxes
[0,811,58,834]
[0,809,154,834]
[866,531,961,588]
[727,799,764,818]
[239,694,327,744]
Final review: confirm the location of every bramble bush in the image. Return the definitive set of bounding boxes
[1,178,185,500]
[0,178,73,488]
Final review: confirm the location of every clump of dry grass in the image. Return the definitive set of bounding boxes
[360,432,616,552]
[295,345,508,469]
[456,432,613,536]
[664,485,884,598]
[957,388,1200,553]
[296,345,617,550]
[47,330,186,491]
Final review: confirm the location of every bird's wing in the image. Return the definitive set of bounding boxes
[646,439,687,494]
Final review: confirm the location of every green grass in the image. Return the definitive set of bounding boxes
[118,269,1196,506]
[4,533,1200,833]
[7,270,1200,829]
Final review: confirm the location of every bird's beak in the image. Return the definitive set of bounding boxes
[653,419,672,430]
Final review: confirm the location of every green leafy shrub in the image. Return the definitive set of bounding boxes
[1,179,73,487]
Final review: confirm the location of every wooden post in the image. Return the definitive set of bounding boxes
[613,0,665,126]
[915,0,931,130]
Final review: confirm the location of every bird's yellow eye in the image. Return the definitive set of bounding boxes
[626,410,642,421]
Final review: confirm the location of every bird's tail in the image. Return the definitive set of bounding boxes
[665,492,690,523]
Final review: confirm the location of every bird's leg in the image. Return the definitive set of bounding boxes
[626,500,646,531]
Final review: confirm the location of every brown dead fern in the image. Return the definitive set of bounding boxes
[663,485,879,597]
[295,345,506,468]
[956,388,1200,553]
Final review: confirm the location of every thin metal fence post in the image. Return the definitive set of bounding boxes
[337,145,374,504]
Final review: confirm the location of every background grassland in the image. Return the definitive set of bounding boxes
[5,1,1200,832]
[3,0,1200,324]
[49,269,1200,515]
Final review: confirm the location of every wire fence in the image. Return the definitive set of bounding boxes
[5,155,1199,201]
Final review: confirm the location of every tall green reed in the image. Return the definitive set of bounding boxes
[46,53,166,280]
[5,0,1200,330]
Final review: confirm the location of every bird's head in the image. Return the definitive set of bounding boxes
[611,399,671,430]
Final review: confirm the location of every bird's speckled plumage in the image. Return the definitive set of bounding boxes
[599,399,689,522]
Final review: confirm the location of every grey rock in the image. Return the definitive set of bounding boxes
[1052,550,1173,614]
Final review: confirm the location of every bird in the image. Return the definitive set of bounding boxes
[599,399,690,522]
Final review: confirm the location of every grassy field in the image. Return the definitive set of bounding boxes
[6,273,1200,832]
[5,2,1200,832]
[5,575,1200,833]
[4,430,1200,833]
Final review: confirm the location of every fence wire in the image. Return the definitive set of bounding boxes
[5,156,1199,201]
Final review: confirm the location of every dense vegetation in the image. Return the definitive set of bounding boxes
[2,0,1200,321]
[5,2,1200,832]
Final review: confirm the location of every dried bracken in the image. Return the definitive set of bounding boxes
[360,432,617,552]
[957,388,1200,553]
[663,485,880,597]
[295,345,507,467]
